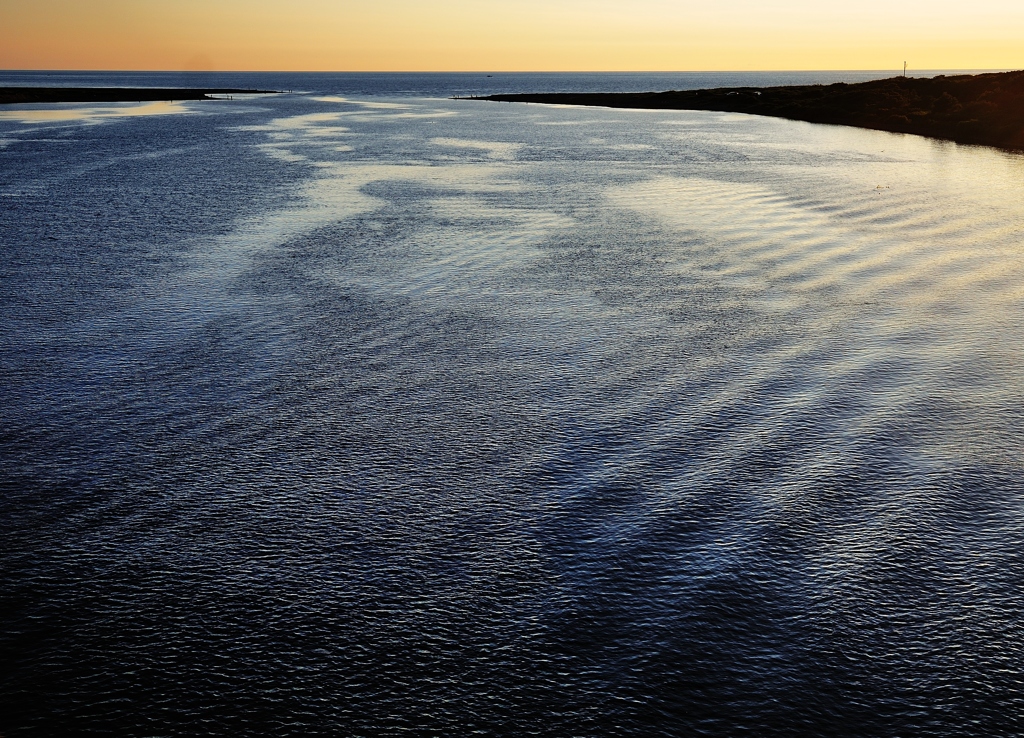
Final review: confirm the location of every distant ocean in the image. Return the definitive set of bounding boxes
[3,69,1024,736]
[0,68,1005,96]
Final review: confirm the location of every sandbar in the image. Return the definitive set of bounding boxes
[0,88,277,105]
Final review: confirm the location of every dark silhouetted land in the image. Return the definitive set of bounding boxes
[473,71,1024,150]
[0,88,277,105]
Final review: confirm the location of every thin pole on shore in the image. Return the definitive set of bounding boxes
[904,61,907,77]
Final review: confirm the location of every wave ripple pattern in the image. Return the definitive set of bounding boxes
[3,83,1024,736]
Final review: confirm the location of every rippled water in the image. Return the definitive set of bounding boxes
[3,74,1024,735]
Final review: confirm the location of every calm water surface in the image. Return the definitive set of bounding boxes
[2,73,1024,735]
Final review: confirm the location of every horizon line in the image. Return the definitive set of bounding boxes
[1,67,1016,75]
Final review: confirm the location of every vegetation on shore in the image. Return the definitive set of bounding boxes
[0,88,276,105]
[474,71,1024,150]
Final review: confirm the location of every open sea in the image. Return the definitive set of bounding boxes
[2,71,1024,736]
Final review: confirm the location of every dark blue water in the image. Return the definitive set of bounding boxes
[3,73,1024,736]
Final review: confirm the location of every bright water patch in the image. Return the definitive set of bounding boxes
[2,79,1024,736]
[0,100,194,123]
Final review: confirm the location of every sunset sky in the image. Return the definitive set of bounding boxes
[2,0,1023,72]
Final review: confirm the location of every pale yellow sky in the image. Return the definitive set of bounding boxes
[2,0,1022,71]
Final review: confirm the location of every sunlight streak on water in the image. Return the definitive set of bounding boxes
[0,100,194,123]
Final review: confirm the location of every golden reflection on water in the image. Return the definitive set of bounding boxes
[0,100,191,123]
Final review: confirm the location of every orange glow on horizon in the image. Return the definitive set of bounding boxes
[2,0,1023,72]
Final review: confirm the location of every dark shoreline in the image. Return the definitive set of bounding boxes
[471,70,1024,150]
[0,87,278,105]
